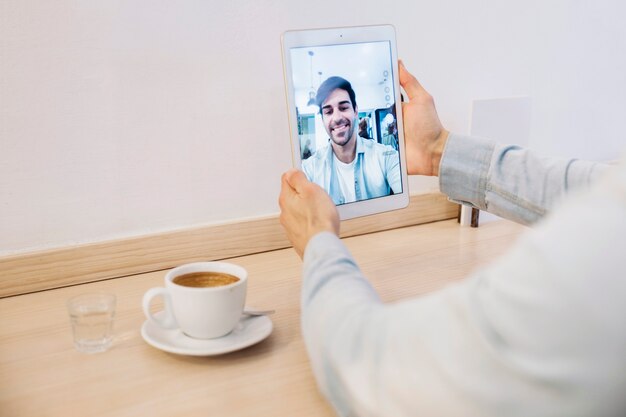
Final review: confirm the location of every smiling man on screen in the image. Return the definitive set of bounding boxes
[301,76,401,205]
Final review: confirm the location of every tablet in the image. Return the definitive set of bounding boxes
[281,25,409,220]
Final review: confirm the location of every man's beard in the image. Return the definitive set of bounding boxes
[330,118,355,146]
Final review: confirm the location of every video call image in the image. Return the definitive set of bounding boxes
[289,41,403,206]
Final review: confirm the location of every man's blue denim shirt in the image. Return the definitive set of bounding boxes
[302,135,402,205]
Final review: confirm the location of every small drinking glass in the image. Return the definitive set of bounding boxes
[67,293,117,353]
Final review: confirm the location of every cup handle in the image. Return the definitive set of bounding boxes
[142,287,178,329]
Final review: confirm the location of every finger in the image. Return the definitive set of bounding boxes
[283,169,310,193]
[281,169,295,188]
[398,60,424,101]
[279,170,299,204]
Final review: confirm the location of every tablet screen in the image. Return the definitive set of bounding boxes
[282,26,408,219]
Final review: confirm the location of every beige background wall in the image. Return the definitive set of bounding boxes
[2,0,625,255]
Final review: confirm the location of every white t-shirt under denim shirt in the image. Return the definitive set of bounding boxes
[301,133,625,416]
[333,154,356,204]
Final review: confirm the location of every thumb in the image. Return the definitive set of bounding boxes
[399,60,424,101]
[283,169,310,194]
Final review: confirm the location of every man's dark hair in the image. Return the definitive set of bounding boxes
[315,76,357,114]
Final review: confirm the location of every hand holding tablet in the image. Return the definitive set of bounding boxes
[281,25,409,220]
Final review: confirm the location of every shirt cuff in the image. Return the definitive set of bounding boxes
[439,133,495,209]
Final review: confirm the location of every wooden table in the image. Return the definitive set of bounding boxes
[0,219,525,417]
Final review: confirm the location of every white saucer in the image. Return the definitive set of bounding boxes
[141,311,273,356]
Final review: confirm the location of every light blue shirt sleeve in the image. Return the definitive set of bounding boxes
[439,133,609,225]
[300,134,626,416]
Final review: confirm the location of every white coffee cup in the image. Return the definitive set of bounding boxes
[142,262,247,339]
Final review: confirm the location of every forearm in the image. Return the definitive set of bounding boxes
[301,233,488,416]
[301,173,626,416]
[300,232,555,417]
[439,133,609,225]
[301,233,382,415]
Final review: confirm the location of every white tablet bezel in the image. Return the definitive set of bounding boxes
[281,24,409,220]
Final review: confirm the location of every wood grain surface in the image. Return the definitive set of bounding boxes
[0,193,457,297]
[0,219,526,417]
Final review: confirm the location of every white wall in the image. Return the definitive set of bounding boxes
[2,0,625,255]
